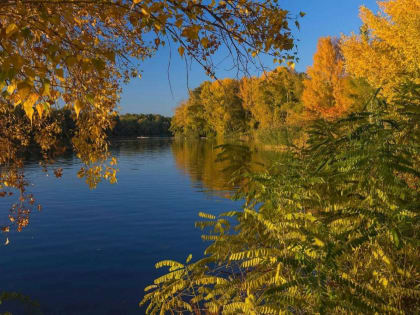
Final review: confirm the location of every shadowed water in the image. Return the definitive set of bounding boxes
[0,138,275,314]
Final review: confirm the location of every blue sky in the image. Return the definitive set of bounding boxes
[119,0,379,116]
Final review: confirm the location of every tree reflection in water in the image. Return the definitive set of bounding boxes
[171,138,281,198]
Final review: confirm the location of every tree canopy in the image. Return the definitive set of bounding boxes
[341,0,420,99]
[302,37,352,120]
[170,67,305,140]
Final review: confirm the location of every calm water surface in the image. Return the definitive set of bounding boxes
[0,139,272,314]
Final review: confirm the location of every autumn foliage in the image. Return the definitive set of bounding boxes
[341,0,420,99]
[1,0,419,314]
[301,37,353,120]
[170,67,305,144]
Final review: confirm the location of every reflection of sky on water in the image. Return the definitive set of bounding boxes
[0,139,243,314]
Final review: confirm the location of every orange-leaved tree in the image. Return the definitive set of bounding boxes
[302,37,353,120]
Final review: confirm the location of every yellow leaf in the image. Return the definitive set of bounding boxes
[26,93,39,107]
[23,105,34,123]
[313,238,324,247]
[42,82,50,96]
[288,61,296,70]
[1,226,10,233]
[23,93,38,122]
[16,82,31,103]
[154,23,161,31]
[186,254,192,263]
[5,23,18,37]
[36,103,44,119]
[141,8,150,17]
[380,277,389,287]
[110,157,117,166]
[6,83,16,95]
[178,46,185,57]
[74,100,83,118]
[182,25,200,40]
[201,37,209,48]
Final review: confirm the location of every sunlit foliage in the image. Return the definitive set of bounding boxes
[341,0,420,99]
[302,37,355,120]
[200,79,247,136]
[170,85,215,137]
[240,67,304,130]
[2,1,418,313]
[171,79,248,137]
[171,67,304,141]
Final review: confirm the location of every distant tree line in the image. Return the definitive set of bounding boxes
[170,36,374,148]
[111,113,172,137]
[19,111,173,153]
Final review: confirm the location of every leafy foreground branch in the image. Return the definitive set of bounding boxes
[140,85,420,314]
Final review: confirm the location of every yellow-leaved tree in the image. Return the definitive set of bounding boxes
[170,85,212,137]
[239,76,261,130]
[200,79,247,136]
[248,67,303,129]
[341,0,420,99]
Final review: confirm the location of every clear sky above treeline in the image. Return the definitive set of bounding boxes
[119,0,378,117]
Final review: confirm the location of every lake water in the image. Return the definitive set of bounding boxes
[0,139,274,314]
